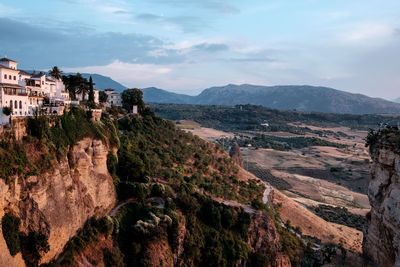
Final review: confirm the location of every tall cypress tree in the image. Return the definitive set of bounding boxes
[88,76,95,106]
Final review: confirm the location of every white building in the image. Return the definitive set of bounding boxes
[0,57,69,124]
[104,88,122,107]
[76,89,99,104]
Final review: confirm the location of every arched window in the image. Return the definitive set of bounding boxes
[14,100,17,109]
[19,101,22,109]
[9,101,12,108]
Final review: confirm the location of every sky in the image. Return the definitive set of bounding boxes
[1,0,400,99]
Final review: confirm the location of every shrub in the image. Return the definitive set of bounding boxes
[107,152,118,180]
[20,231,50,266]
[1,213,21,256]
[2,106,12,116]
[103,247,125,267]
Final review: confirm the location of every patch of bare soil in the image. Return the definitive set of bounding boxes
[272,189,363,253]
[185,127,234,142]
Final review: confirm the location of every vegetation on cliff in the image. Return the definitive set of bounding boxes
[50,98,314,266]
[366,127,400,154]
[2,212,50,266]
[0,106,119,183]
[1,94,324,266]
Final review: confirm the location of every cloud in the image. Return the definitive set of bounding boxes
[0,17,236,70]
[148,0,239,14]
[64,60,203,93]
[191,43,229,52]
[0,17,187,68]
[135,13,205,32]
[339,23,395,44]
[0,3,18,16]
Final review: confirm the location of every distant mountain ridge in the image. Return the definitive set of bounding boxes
[63,72,127,92]
[394,97,400,103]
[142,84,400,114]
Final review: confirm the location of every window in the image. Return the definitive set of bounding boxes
[42,81,44,85]
[4,74,6,79]
[9,75,11,79]
[9,101,12,108]
[19,101,22,109]
[14,100,17,109]
[13,76,16,80]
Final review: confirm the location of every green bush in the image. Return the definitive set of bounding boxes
[20,231,50,265]
[1,213,21,256]
[107,152,118,180]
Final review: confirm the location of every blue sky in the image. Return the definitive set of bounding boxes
[1,0,400,99]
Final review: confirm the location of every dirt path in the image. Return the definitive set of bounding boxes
[109,197,165,217]
[109,198,135,216]
[262,181,272,204]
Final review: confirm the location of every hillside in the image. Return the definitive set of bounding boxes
[394,97,400,103]
[142,87,193,104]
[0,105,322,266]
[143,84,400,114]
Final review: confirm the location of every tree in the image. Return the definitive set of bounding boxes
[2,106,12,116]
[121,88,145,112]
[63,73,89,101]
[76,73,89,102]
[49,66,62,80]
[99,90,108,103]
[88,76,95,108]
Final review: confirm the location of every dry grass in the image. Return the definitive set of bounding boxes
[272,189,363,253]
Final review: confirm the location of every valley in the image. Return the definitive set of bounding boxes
[154,103,400,257]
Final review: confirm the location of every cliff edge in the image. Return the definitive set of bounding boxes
[364,129,400,266]
[0,137,116,265]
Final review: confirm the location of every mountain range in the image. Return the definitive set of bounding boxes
[60,72,400,114]
[142,84,400,114]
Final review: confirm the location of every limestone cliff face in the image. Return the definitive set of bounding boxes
[0,138,116,265]
[363,145,400,267]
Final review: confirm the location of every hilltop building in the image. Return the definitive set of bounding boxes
[76,89,100,104]
[0,57,69,124]
[104,88,122,107]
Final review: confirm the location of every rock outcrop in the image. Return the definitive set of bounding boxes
[0,138,116,265]
[248,212,291,267]
[229,142,243,167]
[363,140,400,266]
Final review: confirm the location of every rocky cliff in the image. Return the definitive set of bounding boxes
[364,131,400,266]
[0,137,116,266]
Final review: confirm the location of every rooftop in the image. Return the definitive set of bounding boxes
[0,83,25,89]
[0,64,20,72]
[0,57,18,63]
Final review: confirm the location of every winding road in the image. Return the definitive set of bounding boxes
[109,197,165,217]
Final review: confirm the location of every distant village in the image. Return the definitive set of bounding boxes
[0,57,123,125]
